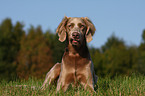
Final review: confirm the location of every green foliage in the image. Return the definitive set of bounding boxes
[91,34,139,77]
[15,26,54,79]
[142,29,145,43]
[44,31,65,63]
[0,19,24,80]
[101,34,125,52]
[138,46,145,74]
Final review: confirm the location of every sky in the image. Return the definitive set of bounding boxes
[0,0,145,48]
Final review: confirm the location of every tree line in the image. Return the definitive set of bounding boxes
[0,18,145,80]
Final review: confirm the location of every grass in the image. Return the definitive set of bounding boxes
[0,74,145,96]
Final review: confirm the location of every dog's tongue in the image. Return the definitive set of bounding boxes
[73,40,78,43]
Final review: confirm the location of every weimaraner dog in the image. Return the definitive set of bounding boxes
[41,16,97,92]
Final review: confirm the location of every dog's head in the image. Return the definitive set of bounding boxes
[56,16,96,46]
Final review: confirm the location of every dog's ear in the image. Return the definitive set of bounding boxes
[56,16,68,42]
[82,17,96,42]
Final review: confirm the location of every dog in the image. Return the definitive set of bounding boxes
[41,16,97,92]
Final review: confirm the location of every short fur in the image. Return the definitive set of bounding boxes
[41,16,97,92]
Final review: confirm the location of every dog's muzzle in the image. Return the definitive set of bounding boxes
[71,32,81,45]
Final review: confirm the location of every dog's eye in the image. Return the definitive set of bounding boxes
[80,25,85,29]
[68,25,72,28]
[78,23,85,29]
[81,25,85,28]
[68,24,74,28]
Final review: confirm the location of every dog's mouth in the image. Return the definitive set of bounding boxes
[71,39,80,45]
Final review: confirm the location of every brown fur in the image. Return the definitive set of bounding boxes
[41,16,97,92]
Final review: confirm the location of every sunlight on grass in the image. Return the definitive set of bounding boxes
[0,74,145,96]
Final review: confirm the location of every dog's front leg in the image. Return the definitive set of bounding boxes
[41,63,61,90]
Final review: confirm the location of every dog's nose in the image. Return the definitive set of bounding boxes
[72,32,80,39]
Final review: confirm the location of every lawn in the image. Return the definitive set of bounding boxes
[0,74,145,96]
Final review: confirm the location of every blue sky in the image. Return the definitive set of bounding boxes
[0,0,145,48]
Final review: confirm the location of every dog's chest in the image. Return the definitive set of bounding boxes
[63,52,90,70]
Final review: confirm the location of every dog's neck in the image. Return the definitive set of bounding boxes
[66,40,90,58]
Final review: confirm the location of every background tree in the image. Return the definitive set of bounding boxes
[15,26,54,79]
[90,48,104,76]
[0,18,144,80]
[44,31,65,63]
[92,34,139,77]
[101,34,125,53]
[141,29,145,44]
[138,29,145,74]
[0,19,24,80]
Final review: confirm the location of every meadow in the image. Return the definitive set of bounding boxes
[0,74,145,96]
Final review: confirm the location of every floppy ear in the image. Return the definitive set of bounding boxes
[82,17,96,42]
[56,16,68,42]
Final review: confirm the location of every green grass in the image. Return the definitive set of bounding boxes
[0,74,145,96]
